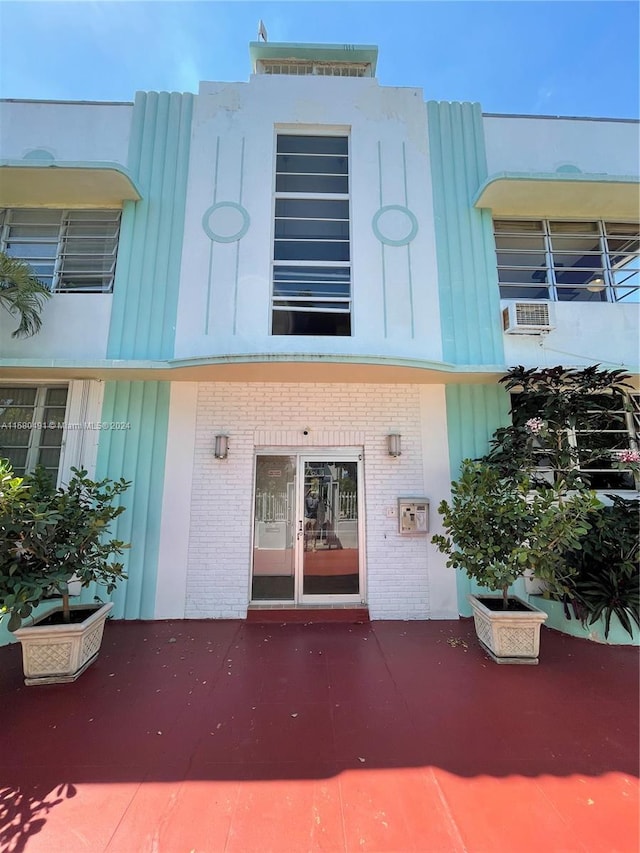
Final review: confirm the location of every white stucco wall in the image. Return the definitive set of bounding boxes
[0,100,133,164]
[0,101,130,363]
[175,381,456,622]
[0,295,112,360]
[483,115,640,177]
[155,382,198,620]
[175,75,441,363]
[502,301,640,370]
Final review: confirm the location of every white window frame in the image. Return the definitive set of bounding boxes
[271,131,352,336]
[0,208,121,293]
[0,384,69,482]
[494,218,639,303]
[0,380,104,486]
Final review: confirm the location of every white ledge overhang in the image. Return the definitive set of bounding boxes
[473,171,640,219]
[0,160,142,207]
[0,354,514,384]
[249,41,378,74]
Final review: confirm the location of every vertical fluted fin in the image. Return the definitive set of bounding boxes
[108,91,194,360]
[96,380,171,619]
[427,101,504,365]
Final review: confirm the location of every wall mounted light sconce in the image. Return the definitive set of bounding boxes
[214,434,229,459]
[587,276,606,292]
[387,433,402,457]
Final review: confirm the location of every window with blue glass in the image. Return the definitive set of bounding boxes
[272,134,351,335]
[494,219,639,303]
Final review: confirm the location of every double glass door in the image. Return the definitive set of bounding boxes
[251,453,362,603]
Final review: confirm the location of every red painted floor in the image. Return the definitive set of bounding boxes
[1,619,638,853]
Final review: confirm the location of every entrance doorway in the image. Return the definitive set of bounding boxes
[251,453,363,603]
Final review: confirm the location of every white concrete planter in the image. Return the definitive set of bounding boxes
[13,602,113,686]
[468,594,548,665]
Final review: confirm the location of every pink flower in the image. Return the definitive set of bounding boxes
[525,418,545,434]
[617,449,640,464]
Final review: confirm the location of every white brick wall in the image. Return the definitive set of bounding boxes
[185,382,447,620]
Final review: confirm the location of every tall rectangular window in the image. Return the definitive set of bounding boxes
[494,219,639,303]
[272,134,351,336]
[0,208,121,293]
[0,386,68,482]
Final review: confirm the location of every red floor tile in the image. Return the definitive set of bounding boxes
[116,776,239,853]
[337,764,465,852]
[432,769,582,853]
[1,619,638,853]
[223,764,345,853]
[535,772,640,853]
[1,775,139,853]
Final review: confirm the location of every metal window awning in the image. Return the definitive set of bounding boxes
[473,171,640,219]
[0,160,142,208]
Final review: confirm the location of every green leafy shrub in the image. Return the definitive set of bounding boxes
[562,496,639,638]
[433,365,640,614]
[0,459,130,632]
[432,459,601,608]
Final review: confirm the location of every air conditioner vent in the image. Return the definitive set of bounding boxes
[503,301,554,334]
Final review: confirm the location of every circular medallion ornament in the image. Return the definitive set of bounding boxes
[372,204,419,246]
[202,202,250,243]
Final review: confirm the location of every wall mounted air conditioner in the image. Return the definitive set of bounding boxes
[502,301,555,335]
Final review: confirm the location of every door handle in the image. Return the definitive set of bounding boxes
[297,519,303,540]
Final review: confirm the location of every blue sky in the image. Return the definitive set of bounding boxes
[0,1,638,118]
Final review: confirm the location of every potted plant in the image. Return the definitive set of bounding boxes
[432,459,601,663]
[0,460,130,685]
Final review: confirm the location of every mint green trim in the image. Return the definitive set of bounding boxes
[377,141,387,337]
[107,91,194,360]
[474,170,640,207]
[205,136,220,336]
[205,242,214,336]
[202,201,251,243]
[402,142,409,207]
[239,136,246,203]
[445,384,510,484]
[380,240,388,339]
[427,101,504,366]
[372,205,418,246]
[445,384,511,615]
[233,241,241,334]
[407,244,415,339]
[403,142,414,338]
[23,149,55,161]
[233,137,246,334]
[213,136,220,204]
[0,159,143,200]
[249,42,378,73]
[95,380,171,620]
